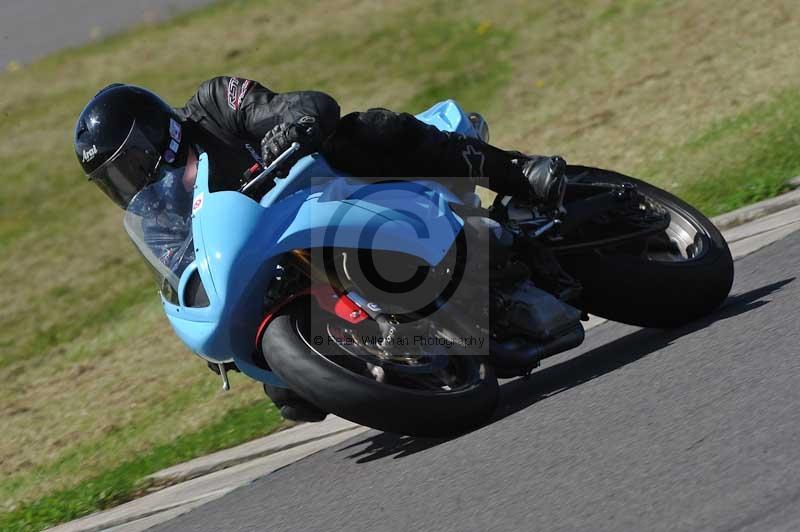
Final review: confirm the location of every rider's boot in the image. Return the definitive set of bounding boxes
[263,383,328,422]
[447,113,567,209]
[465,143,568,211]
[323,108,566,208]
[434,120,566,209]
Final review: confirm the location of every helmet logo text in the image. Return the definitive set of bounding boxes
[82,144,98,163]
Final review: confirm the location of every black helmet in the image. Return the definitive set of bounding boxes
[74,84,189,208]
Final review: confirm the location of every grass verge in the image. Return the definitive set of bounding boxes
[650,88,800,216]
[0,400,284,532]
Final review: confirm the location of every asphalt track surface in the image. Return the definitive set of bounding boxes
[152,232,800,532]
[0,0,213,67]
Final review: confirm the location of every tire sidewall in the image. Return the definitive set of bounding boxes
[262,303,499,436]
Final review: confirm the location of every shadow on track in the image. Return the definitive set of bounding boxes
[493,277,794,420]
[337,431,449,463]
[337,278,793,463]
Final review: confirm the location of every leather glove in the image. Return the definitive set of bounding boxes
[260,116,322,176]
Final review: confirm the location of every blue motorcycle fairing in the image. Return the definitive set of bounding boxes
[162,99,481,387]
[267,172,465,266]
[415,99,480,137]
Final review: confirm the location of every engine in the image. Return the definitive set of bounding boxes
[459,215,586,373]
[490,278,585,374]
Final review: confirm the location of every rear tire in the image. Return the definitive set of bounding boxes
[558,166,734,328]
[262,302,498,437]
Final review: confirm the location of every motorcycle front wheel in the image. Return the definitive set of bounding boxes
[557,166,734,328]
[261,300,498,437]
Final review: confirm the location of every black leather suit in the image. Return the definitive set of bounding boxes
[173,76,527,196]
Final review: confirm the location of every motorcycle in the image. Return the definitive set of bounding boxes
[124,100,733,436]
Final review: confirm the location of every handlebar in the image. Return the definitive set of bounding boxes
[239,141,301,195]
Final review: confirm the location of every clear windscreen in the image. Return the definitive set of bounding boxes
[123,165,195,304]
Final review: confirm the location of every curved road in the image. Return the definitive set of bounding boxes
[0,0,213,67]
[151,231,800,532]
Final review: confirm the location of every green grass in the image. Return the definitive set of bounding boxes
[2,0,800,530]
[650,88,800,216]
[0,400,284,532]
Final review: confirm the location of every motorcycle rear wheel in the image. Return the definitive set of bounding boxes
[557,166,734,328]
[261,301,498,437]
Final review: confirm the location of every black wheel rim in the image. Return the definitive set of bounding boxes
[633,196,712,263]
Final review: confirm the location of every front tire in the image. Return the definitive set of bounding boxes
[261,302,498,437]
[558,166,734,328]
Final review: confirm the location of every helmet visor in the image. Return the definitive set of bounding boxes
[88,122,163,208]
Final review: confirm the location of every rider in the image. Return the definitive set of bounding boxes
[73,78,567,422]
